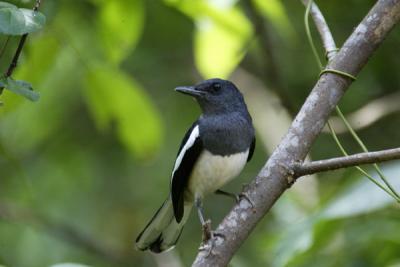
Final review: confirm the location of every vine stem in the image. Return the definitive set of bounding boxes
[302,0,400,200]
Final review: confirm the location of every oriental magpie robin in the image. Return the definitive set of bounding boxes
[135,78,255,253]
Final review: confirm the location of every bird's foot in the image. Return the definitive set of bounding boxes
[237,192,256,213]
[199,220,225,257]
[215,189,255,211]
[201,219,213,242]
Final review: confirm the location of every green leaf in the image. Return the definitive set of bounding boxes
[83,65,163,158]
[0,6,24,35]
[273,163,400,266]
[0,2,17,9]
[272,218,315,267]
[166,0,252,79]
[194,15,248,79]
[321,163,400,219]
[1,35,59,113]
[0,4,46,35]
[18,8,46,33]
[195,6,252,78]
[97,0,144,64]
[253,0,294,38]
[2,77,40,101]
[0,46,81,154]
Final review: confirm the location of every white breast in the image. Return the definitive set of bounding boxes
[188,149,249,199]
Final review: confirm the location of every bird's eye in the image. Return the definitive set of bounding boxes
[212,83,221,92]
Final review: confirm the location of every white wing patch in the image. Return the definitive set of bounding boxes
[171,125,200,179]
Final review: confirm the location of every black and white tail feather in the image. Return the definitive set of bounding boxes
[135,197,192,253]
[136,122,201,253]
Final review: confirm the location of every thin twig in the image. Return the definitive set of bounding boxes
[335,106,400,199]
[326,121,400,200]
[33,0,42,12]
[301,0,337,61]
[294,147,400,177]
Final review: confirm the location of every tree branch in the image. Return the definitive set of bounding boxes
[192,1,400,266]
[294,147,400,177]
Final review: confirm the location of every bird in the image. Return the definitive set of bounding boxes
[135,78,255,253]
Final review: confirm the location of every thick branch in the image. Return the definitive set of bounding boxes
[294,147,400,177]
[193,1,400,266]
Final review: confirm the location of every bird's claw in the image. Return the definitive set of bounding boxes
[216,187,255,211]
[238,192,256,212]
[201,219,213,242]
[199,220,225,257]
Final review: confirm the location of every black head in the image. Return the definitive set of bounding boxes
[175,78,246,115]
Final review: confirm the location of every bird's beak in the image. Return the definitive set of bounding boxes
[175,86,205,97]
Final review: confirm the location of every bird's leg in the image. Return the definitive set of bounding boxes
[195,197,225,257]
[215,189,255,209]
[215,189,240,202]
[195,197,212,241]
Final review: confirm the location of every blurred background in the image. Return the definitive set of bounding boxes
[0,0,400,266]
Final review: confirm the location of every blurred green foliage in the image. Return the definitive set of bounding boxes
[0,1,45,35]
[0,0,45,102]
[0,0,399,266]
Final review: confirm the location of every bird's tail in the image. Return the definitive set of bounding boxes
[135,197,192,253]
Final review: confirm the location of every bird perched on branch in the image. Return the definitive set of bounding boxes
[135,78,255,253]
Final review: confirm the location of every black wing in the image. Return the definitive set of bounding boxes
[171,122,203,223]
[247,136,256,162]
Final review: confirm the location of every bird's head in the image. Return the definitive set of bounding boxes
[175,78,245,115]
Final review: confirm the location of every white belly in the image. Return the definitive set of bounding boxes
[188,149,249,199]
